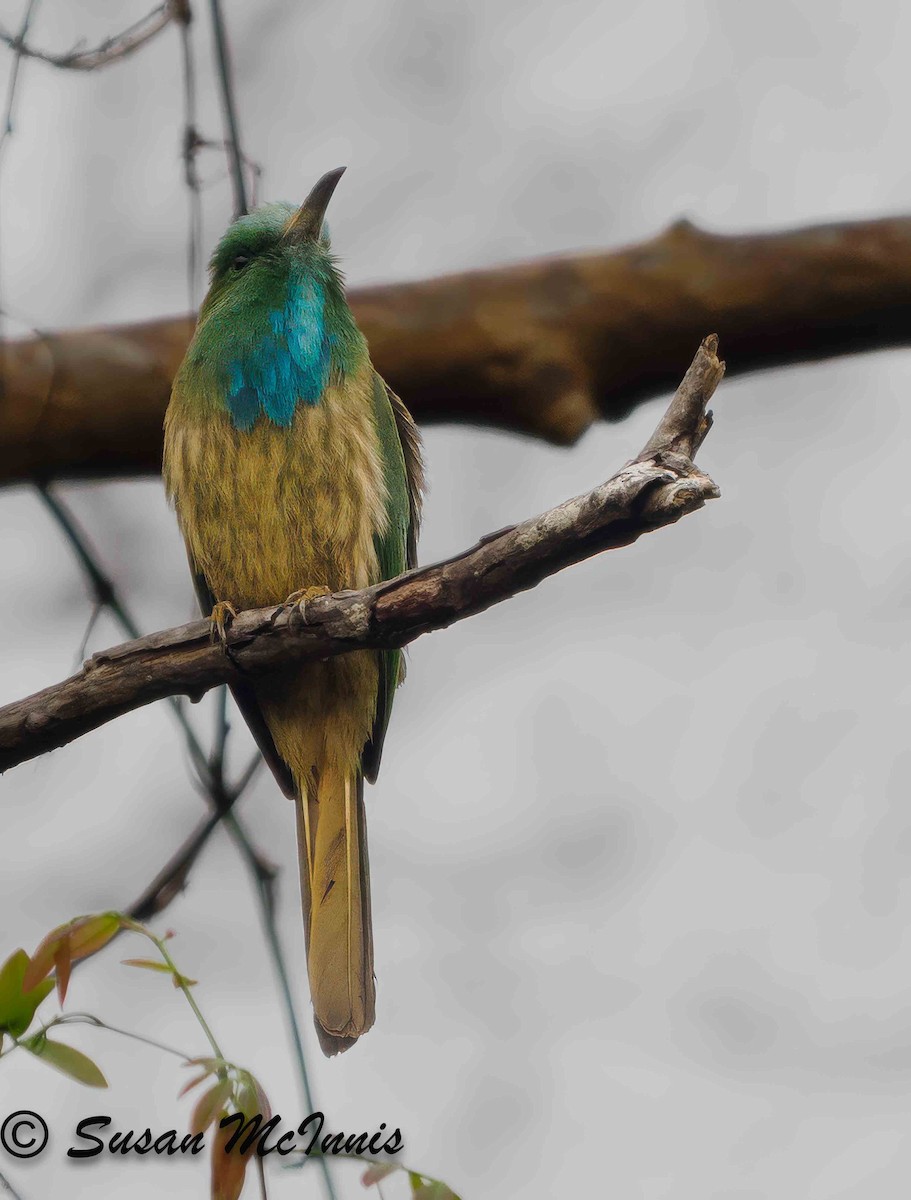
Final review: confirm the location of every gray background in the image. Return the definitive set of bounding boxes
[2,1,910,1196]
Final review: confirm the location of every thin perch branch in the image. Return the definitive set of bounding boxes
[208,0,247,217]
[0,337,724,773]
[0,211,909,485]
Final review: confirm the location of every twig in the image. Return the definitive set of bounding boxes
[0,1167,24,1200]
[0,337,723,770]
[176,1,203,306]
[35,483,210,782]
[208,0,247,217]
[0,2,180,72]
[127,812,221,921]
[0,0,39,158]
[0,0,41,418]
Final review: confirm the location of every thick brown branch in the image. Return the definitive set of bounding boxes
[0,213,907,484]
[0,338,724,772]
[0,2,185,72]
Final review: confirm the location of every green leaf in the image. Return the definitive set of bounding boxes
[122,958,196,987]
[411,1179,462,1200]
[121,958,173,974]
[0,950,55,1038]
[234,1070,271,1122]
[24,1035,108,1088]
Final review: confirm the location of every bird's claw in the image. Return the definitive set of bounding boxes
[209,600,238,648]
[285,585,331,630]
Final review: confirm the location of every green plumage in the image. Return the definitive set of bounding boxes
[163,170,423,1054]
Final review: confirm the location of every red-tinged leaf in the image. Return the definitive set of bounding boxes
[190,1081,232,1136]
[67,913,123,960]
[0,950,54,1038]
[251,1077,272,1123]
[178,1070,213,1099]
[185,1056,223,1072]
[122,958,173,974]
[170,973,197,989]
[54,940,72,1007]
[211,1118,250,1200]
[362,1161,399,1186]
[24,1035,107,1088]
[25,914,124,996]
[22,935,63,991]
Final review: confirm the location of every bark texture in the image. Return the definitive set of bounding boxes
[1,213,908,484]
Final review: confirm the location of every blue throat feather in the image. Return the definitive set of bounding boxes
[227,272,330,430]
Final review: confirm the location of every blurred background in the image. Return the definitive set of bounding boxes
[2,1,911,1196]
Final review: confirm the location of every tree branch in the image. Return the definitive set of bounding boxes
[0,212,908,485]
[0,2,185,72]
[0,337,723,773]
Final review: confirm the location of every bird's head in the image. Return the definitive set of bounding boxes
[201,166,346,316]
[186,168,367,430]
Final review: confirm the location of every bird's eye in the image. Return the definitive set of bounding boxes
[232,253,251,271]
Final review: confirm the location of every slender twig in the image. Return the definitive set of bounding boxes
[0,1168,24,1200]
[232,751,263,800]
[208,0,247,216]
[176,1,203,306]
[0,0,41,418]
[36,1013,194,1062]
[0,337,723,769]
[0,0,39,157]
[0,2,180,72]
[156,935,224,1059]
[35,482,212,786]
[127,812,221,921]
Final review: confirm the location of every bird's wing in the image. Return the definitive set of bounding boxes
[190,565,297,800]
[385,380,424,571]
[361,373,424,783]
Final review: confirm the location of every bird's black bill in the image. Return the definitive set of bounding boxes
[284,166,346,243]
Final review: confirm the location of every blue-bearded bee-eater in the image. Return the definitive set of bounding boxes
[163,168,423,1054]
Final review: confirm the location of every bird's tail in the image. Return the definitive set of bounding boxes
[295,764,375,1056]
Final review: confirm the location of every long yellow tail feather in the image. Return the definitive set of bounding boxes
[295,765,375,1056]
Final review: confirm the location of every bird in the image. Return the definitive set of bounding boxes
[162,168,423,1055]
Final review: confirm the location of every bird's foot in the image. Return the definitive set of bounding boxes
[285,585,331,629]
[208,600,238,648]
